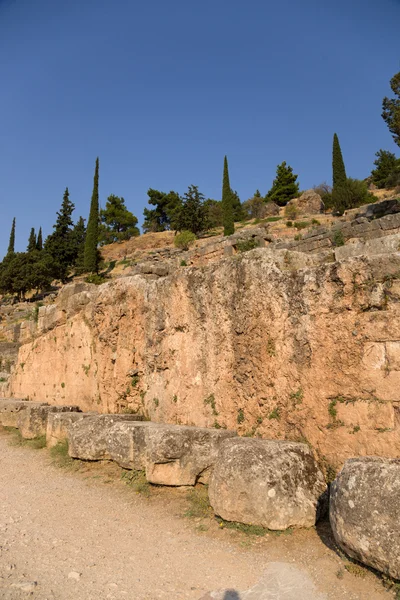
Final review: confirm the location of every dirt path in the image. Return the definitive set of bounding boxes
[0,431,394,600]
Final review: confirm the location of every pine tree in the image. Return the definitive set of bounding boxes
[222,156,234,236]
[382,71,400,148]
[71,216,86,274]
[27,228,36,253]
[36,227,43,251]
[84,157,100,273]
[175,185,207,235]
[99,195,140,244]
[44,187,76,282]
[266,162,300,206]
[7,218,16,255]
[332,133,347,188]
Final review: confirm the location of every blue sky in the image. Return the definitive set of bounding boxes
[0,0,399,257]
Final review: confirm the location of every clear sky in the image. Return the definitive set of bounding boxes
[0,0,399,257]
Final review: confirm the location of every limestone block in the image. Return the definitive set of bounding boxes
[330,457,400,579]
[18,404,81,439]
[287,190,324,215]
[208,438,327,530]
[107,421,159,470]
[144,424,237,486]
[68,414,145,460]
[0,399,46,428]
[335,233,400,261]
[46,411,95,448]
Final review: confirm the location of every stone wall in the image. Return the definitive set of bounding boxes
[6,247,400,470]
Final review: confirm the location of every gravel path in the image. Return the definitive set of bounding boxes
[0,431,394,600]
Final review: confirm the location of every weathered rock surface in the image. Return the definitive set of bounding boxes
[287,190,325,215]
[0,399,46,428]
[17,404,81,439]
[7,249,400,468]
[46,411,95,448]
[145,424,237,486]
[208,439,327,530]
[107,421,159,469]
[330,457,400,579]
[199,562,327,600]
[68,414,145,460]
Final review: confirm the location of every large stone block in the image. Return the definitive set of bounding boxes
[46,411,96,448]
[107,421,159,470]
[0,399,46,428]
[18,404,81,439]
[68,414,145,460]
[208,438,327,530]
[330,457,400,579]
[145,424,237,486]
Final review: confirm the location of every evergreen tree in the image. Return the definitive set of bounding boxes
[222,156,234,236]
[99,195,140,244]
[44,187,76,282]
[371,150,400,189]
[142,189,181,232]
[84,157,100,273]
[36,227,43,251]
[71,217,86,274]
[176,185,207,235]
[382,71,400,148]
[266,162,300,206]
[332,133,347,188]
[27,228,36,253]
[7,218,16,256]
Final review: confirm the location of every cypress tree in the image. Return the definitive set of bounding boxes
[7,218,16,255]
[36,227,43,251]
[84,157,100,273]
[222,156,234,236]
[27,228,36,253]
[332,133,347,188]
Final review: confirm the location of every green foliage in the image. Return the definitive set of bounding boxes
[85,273,108,285]
[99,195,140,245]
[185,486,211,519]
[236,238,259,252]
[332,133,347,188]
[266,162,300,207]
[332,178,376,215]
[313,183,333,210]
[222,156,235,236]
[84,158,100,273]
[7,217,16,256]
[49,440,76,469]
[27,228,36,253]
[286,220,293,227]
[332,229,345,247]
[44,187,77,282]
[371,150,400,189]
[180,259,187,267]
[268,407,281,420]
[203,199,224,228]
[120,469,150,496]
[71,216,86,275]
[204,394,218,416]
[36,227,43,251]
[216,518,272,536]
[175,185,208,234]
[174,230,196,250]
[237,408,245,424]
[0,250,53,299]
[142,189,181,232]
[242,195,268,220]
[294,221,311,230]
[382,71,400,148]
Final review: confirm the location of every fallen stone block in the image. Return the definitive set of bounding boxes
[330,457,400,580]
[0,399,47,428]
[208,438,327,530]
[68,414,145,460]
[46,411,97,448]
[107,421,160,470]
[145,424,236,486]
[17,404,81,439]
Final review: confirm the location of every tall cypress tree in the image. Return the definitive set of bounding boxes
[332,133,347,188]
[27,228,36,252]
[84,157,100,273]
[222,156,234,236]
[36,227,43,251]
[7,218,16,255]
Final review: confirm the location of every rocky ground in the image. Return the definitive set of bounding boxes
[0,430,395,600]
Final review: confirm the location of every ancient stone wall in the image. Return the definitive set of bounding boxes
[6,247,400,469]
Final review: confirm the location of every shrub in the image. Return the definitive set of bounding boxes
[286,221,293,227]
[284,203,298,220]
[332,230,345,247]
[294,221,311,230]
[236,238,259,253]
[332,178,377,215]
[174,230,196,251]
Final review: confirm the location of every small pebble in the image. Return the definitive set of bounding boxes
[68,571,81,581]
[11,581,38,593]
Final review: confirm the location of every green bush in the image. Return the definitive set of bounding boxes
[174,230,196,251]
[284,203,298,220]
[332,178,377,215]
[332,230,345,247]
[236,238,259,253]
[294,221,311,230]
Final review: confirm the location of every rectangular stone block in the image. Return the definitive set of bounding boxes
[18,404,81,439]
[107,421,160,470]
[46,411,95,448]
[0,399,46,428]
